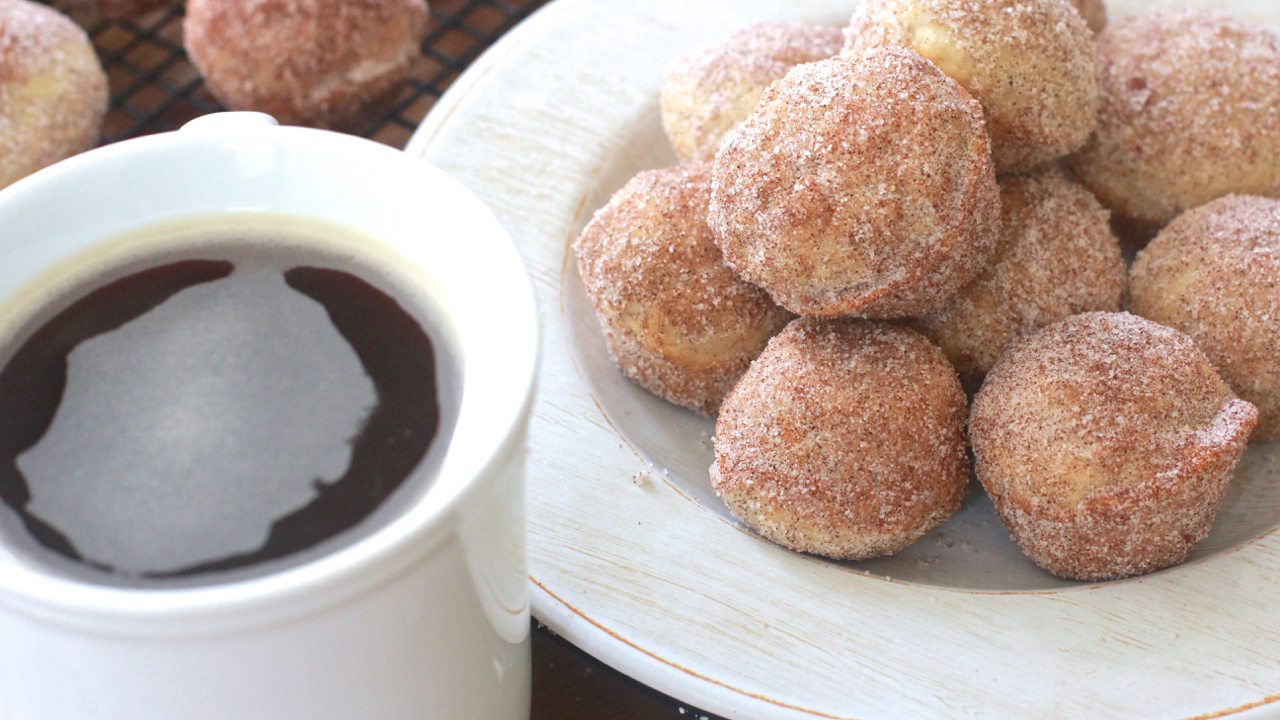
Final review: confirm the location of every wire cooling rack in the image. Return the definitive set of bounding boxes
[54,0,549,149]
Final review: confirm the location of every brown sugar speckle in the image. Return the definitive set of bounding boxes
[1131,194,1280,441]
[712,318,969,560]
[844,0,1099,174]
[1069,10,1280,230]
[708,48,999,318]
[0,0,107,189]
[661,22,843,164]
[575,164,791,416]
[915,165,1126,381]
[970,312,1257,581]
[184,0,429,129]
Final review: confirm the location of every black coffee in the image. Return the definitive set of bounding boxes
[0,235,450,585]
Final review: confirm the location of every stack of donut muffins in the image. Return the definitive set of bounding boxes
[1,0,430,191]
[575,0,1280,581]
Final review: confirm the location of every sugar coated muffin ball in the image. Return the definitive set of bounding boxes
[575,164,792,416]
[660,22,843,164]
[709,49,999,318]
[844,0,1099,174]
[916,166,1126,381]
[0,0,107,190]
[1070,11,1280,231]
[1069,0,1106,32]
[184,0,429,128]
[1131,195,1280,442]
[971,312,1258,581]
[712,318,968,560]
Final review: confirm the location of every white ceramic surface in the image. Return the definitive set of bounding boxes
[407,1,1280,718]
[0,113,538,719]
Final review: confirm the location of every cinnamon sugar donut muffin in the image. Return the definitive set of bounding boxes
[184,0,429,128]
[709,48,999,318]
[575,164,791,416]
[0,0,107,189]
[660,22,843,164]
[1131,195,1280,441]
[712,318,968,560]
[844,0,1099,174]
[1069,0,1106,33]
[916,166,1126,381]
[1070,11,1280,231]
[970,312,1258,581]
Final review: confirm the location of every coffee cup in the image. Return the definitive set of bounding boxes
[0,113,537,719]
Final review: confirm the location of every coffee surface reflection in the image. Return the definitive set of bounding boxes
[0,246,446,585]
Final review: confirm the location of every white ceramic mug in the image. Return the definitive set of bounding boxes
[0,113,537,719]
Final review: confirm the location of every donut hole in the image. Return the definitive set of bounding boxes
[565,79,1280,594]
[0,2,107,189]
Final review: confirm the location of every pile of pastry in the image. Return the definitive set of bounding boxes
[0,0,430,190]
[575,0,1279,581]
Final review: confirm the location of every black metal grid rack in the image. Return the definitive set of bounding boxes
[53,0,549,149]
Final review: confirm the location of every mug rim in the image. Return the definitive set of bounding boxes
[0,115,539,632]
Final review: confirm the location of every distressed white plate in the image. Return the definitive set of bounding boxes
[407,1,1280,717]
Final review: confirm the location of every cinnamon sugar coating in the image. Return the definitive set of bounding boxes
[970,312,1258,581]
[0,0,107,189]
[915,166,1126,381]
[1131,195,1280,441]
[660,22,843,164]
[1069,11,1280,230]
[708,49,999,318]
[844,0,1099,174]
[575,164,791,416]
[184,0,429,129]
[712,318,968,560]
[1068,0,1106,33]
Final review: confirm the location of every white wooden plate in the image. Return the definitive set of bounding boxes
[406,1,1280,717]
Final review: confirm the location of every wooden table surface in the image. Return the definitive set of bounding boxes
[60,0,725,717]
[532,624,724,719]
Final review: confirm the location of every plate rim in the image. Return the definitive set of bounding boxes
[406,1,1280,717]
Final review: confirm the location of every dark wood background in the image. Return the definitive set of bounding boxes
[533,626,725,718]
